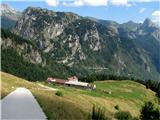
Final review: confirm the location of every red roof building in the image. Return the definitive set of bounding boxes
[55,79,67,84]
[47,76,96,90]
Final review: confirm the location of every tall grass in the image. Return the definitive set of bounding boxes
[115,111,132,120]
[91,104,108,120]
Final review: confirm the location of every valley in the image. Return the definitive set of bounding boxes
[1,2,160,120]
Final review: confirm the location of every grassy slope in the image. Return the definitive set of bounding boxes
[1,72,159,120]
[1,71,38,98]
[1,72,89,120]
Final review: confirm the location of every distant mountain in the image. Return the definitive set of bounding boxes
[0,4,21,29]
[87,17,140,32]
[136,18,160,42]
[120,21,140,31]
[86,17,119,27]
[1,5,160,81]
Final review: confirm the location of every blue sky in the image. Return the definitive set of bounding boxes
[1,0,160,24]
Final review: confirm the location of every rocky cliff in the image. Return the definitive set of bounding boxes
[1,5,160,80]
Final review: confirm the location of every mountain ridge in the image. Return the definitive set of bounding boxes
[1,4,160,81]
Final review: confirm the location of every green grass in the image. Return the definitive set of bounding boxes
[1,72,159,120]
[39,80,159,118]
[1,72,89,120]
[95,80,154,101]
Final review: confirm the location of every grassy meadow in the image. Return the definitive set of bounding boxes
[1,72,159,120]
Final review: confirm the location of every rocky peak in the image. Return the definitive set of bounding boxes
[0,3,21,22]
[136,18,160,36]
[23,6,80,20]
[23,6,55,16]
[14,6,81,53]
[142,18,156,28]
[0,3,17,14]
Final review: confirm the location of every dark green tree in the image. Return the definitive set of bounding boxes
[140,102,160,120]
[115,111,132,120]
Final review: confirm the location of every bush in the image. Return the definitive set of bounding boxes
[140,101,160,120]
[91,104,108,120]
[114,105,119,110]
[55,91,63,96]
[115,111,132,120]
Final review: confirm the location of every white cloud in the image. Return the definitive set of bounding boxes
[139,8,146,13]
[152,10,160,17]
[65,0,131,7]
[63,0,108,7]
[152,10,160,25]
[109,0,131,6]
[139,20,143,23]
[128,0,159,2]
[46,0,59,6]
[44,0,159,7]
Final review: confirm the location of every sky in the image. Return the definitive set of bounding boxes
[1,0,160,24]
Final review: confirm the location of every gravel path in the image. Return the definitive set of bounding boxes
[37,83,58,91]
[1,87,47,120]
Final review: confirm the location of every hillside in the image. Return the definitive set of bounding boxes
[1,4,160,81]
[1,72,159,120]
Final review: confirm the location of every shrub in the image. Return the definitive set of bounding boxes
[115,111,132,120]
[114,105,119,110]
[140,101,160,120]
[91,104,108,120]
[55,91,63,96]
[131,117,139,120]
